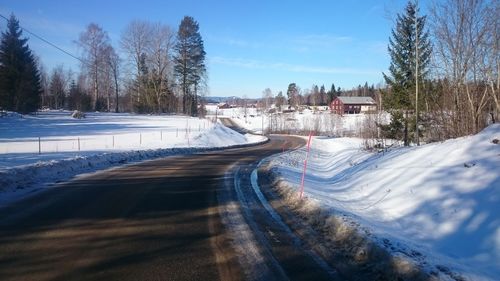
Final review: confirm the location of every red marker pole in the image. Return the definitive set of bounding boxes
[299,131,313,199]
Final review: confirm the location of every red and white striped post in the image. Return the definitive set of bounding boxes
[299,131,313,199]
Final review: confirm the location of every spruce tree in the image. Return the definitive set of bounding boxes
[174,16,206,116]
[319,85,326,105]
[286,83,298,107]
[0,14,41,113]
[327,83,336,105]
[382,0,431,145]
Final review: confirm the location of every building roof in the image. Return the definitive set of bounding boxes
[335,96,376,105]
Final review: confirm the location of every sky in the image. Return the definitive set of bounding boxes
[0,0,430,98]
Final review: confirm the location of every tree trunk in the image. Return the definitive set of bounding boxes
[114,72,119,113]
[93,68,98,111]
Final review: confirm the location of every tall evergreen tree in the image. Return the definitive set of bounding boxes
[382,0,431,145]
[0,14,41,113]
[67,79,91,111]
[327,83,336,104]
[174,16,206,116]
[286,83,298,107]
[319,85,326,105]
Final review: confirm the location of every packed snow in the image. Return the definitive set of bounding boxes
[0,110,266,204]
[266,124,500,280]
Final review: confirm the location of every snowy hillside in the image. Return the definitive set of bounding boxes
[267,124,499,280]
[0,111,266,203]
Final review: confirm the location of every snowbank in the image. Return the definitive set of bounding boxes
[265,124,500,280]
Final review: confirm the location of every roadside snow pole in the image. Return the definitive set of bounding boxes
[78,137,80,151]
[262,114,264,135]
[38,137,41,154]
[299,132,313,199]
[112,135,115,148]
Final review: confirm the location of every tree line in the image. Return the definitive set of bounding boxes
[381,0,498,144]
[260,81,380,112]
[0,14,206,116]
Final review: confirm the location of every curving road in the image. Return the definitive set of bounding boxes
[0,128,339,280]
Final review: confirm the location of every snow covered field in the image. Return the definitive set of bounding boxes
[207,105,388,136]
[0,110,266,202]
[265,125,500,280]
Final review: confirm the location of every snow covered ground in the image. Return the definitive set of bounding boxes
[207,105,388,136]
[0,110,266,203]
[265,124,500,280]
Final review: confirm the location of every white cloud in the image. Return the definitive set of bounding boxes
[206,35,267,49]
[209,56,379,75]
[292,34,353,49]
[209,33,354,53]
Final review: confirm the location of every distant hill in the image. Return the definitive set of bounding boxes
[203,96,260,104]
[203,96,239,104]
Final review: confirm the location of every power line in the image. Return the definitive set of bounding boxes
[0,13,85,65]
[0,13,132,86]
[0,13,172,90]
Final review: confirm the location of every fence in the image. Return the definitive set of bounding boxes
[0,121,214,155]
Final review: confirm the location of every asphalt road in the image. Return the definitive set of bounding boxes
[0,133,339,280]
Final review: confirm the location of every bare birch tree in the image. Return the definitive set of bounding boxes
[430,0,498,134]
[120,21,153,107]
[49,65,68,109]
[77,23,110,111]
[262,88,273,112]
[104,45,121,112]
[149,23,175,113]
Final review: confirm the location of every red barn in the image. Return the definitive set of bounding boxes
[330,96,377,115]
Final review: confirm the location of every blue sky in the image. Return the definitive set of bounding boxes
[0,0,429,98]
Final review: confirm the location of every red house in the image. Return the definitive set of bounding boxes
[330,96,377,115]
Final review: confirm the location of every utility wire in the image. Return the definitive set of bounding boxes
[0,13,86,65]
[0,13,174,91]
[0,13,141,90]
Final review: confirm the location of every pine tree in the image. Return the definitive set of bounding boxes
[0,14,41,113]
[382,0,431,145]
[174,16,206,116]
[327,83,336,105]
[286,83,298,107]
[67,79,92,112]
[319,85,326,105]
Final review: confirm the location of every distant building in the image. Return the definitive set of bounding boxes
[217,103,231,109]
[330,96,377,115]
